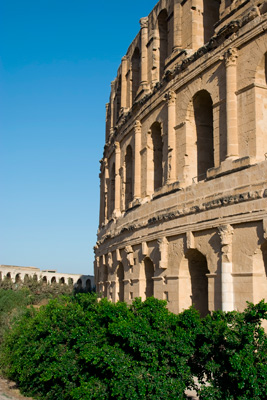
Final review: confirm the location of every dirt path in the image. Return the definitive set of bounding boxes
[0,377,34,400]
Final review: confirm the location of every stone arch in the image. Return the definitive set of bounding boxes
[131,47,141,104]
[144,257,154,299]
[68,277,74,286]
[51,276,56,284]
[158,9,168,80]
[203,0,220,44]
[125,145,133,209]
[186,90,214,182]
[116,262,124,302]
[6,272,11,280]
[109,162,115,218]
[77,278,82,289]
[15,273,21,283]
[60,277,65,285]
[42,276,47,284]
[151,122,163,191]
[24,274,29,283]
[178,249,210,317]
[86,278,92,292]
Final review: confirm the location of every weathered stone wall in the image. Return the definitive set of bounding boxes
[95,0,267,315]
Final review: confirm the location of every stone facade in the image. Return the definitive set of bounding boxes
[0,265,94,290]
[95,0,267,316]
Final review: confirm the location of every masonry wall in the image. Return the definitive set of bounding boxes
[95,0,267,315]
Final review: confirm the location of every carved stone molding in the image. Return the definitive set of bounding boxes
[134,120,142,132]
[125,245,134,266]
[218,224,234,262]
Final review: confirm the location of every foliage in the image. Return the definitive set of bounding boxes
[0,295,200,400]
[1,293,267,400]
[191,300,267,400]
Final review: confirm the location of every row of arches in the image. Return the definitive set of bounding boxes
[0,272,93,291]
[106,89,214,218]
[98,240,267,317]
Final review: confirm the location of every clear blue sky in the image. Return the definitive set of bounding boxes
[0,0,156,275]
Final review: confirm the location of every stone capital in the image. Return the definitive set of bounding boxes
[124,245,134,266]
[134,120,142,131]
[107,252,113,269]
[225,48,238,67]
[166,90,176,105]
[140,17,148,29]
[114,141,120,153]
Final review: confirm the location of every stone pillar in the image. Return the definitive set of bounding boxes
[218,225,234,312]
[140,17,149,90]
[166,91,176,184]
[103,158,109,223]
[225,48,239,158]
[173,0,182,51]
[134,120,142,200]
[110,80,116,132]
[158,237,169,269]
[121,56,128,109]
[114,142,121,216]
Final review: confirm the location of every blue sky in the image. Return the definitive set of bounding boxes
[0,0,156,275]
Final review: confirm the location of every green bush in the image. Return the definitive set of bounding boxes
[191,300,267,400]
[0,295,199,400]
[1,294,267,400]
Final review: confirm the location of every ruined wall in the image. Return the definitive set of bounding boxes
[95,0,267,315]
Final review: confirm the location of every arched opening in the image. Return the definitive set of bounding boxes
[60,277,65,285]
[151,122,163,190]
[117,262,124,302]
[103,265,108,297]
[86,279,92,292]
[144,258,154,298]
[109,163,115,218]
[68,277,74,286]
[179,249,209,317]
[131,47,141,104]
[15,273,21,283]
[42,276,47,285]
[203,0,220,43]
[114,75,122,123]
[193,90,214,181]
[125,145,133,209]
[77,278,82,289]
[24,274,29,283]
[158,9,168,79]
[51,277,56,284]
[6,272,11,280]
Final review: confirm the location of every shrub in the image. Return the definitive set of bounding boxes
[0,295,200,400]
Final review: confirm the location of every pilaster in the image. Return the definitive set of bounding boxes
[140,17,149,90]
[134,120,142,200]
[218,224,234,312]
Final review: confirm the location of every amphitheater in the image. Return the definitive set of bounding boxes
[0,265,94,290]
[94,0,267,316]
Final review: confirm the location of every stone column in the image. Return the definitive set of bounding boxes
[114,142,121,216]
[134,120,142,200]
[121,56,128,109]
[110,80,116,132]
[218,224,234,312]
[225,48,239,158]
[173,0,182,51]
[103,158,109,223]
[140,17,148,90]
[166,91,176,184]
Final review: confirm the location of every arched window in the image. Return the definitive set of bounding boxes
[158,9,168,79]
[192,90,214,181]
[125,145,133,209]
[117,262,124,302]
[151,122,163,190]
[131,47,141,104]
[203,0,220,44]
[86,279,92,292]
[144,258,154,298]
[109,163,115,218]
[179,249,210,317]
